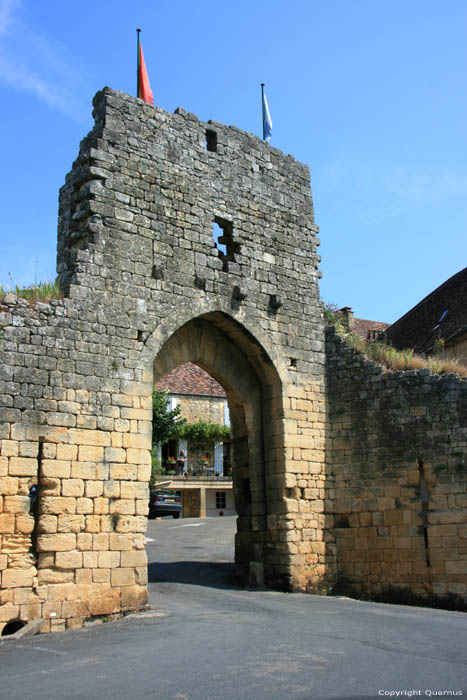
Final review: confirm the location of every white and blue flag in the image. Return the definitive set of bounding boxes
[262,89,272,142]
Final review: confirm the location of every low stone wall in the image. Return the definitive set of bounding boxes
[326,326,467,601]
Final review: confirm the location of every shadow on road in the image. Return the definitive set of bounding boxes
[148,560,244,590]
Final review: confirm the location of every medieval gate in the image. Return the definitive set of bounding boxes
[0,88,327,632]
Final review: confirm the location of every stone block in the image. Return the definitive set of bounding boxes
[137,464,151,482]
[122,433,152,449]
[41,459,71,479]
[98,551,120,568]
[3,496,30,514]
[0,603,20,622]
[55,551,83,569]
[105,447,126,463]
[8,457,37,476]
[0,513,16,533]
[76,497,94,514]
[126,448,150,465]
[37,533,76,552]
[110,464,137,480]
[93,568,110,583]
[76,533,93,550]
[1,440,18,456]
[40,496,76,515]
[61,479,84,497]
[0,456,8,477]
[0,476,19,495]
[88,590,120,616]
[111,567,136,586]
[57,514,85,533]
[56,444,78,460]
[2,568,35,588]
[120,584,148,611]
[94,497,109,515]
[83,551,98,568]
[109,533,134,550]
[85,481,104,498]
[61,599,90,619]
[71,462,97,479]
[15,514,35,534]
[445,560,467,575]
[78,445,104,462]
[120,550,148,568]
[93,533,109,550]
[69,429,111,447]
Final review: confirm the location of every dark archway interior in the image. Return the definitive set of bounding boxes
[153,312,284,584]
[2,619,26,636]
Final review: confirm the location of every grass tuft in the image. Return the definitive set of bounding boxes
[324,303,467,378]
[0,279,62,304]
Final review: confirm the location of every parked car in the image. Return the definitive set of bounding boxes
[148,490,182,519]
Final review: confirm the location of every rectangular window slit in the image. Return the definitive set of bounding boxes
[205,129,217,152]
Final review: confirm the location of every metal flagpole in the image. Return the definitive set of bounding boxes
[136,29,141,98]
[261,83,265,140]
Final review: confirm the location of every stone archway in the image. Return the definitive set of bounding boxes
[151,312,284,585]
[0,88,327,632]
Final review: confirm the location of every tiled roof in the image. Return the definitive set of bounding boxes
[336,308,390,339]
[156,362,226,397]
[385,267,467,354]
[352,317,390,340]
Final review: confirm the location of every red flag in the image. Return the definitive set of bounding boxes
[138,43,154,104]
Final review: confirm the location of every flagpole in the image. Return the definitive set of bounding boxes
[261,83,265,140]
[136,28,141,98]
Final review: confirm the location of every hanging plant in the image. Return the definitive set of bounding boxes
[178,420,230,448]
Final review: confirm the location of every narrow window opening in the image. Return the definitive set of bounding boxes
[205,129,217,152]
[418,457,431,568]
[213,221,227,256]
[30,436,45,558]
[212,217,239,272]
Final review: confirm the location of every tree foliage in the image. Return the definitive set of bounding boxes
[152,390,186,447]
[178,420,230,447]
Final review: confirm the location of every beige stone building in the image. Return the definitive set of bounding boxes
[155,363,235,517]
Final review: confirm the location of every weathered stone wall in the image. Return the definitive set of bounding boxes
[0,87,326,631]
[326,326,467,600]
[0,295,150,633]
[176,394,225,426]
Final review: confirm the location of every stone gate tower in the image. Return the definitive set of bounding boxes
[0,88,327,632]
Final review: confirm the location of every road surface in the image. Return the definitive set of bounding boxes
[1,516,466,700]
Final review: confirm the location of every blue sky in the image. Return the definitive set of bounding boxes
[1,0,466,323]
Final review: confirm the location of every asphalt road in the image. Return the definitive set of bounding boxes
[1,516,466,700]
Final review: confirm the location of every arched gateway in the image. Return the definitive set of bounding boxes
[0,88,327,632]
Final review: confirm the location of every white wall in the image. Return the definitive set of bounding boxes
[205,490,236,517]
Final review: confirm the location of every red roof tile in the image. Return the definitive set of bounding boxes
[352,317,391,340]
[156,363,226,397]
